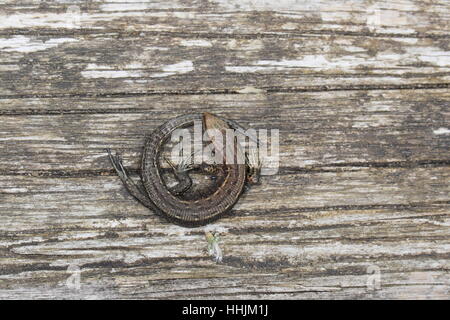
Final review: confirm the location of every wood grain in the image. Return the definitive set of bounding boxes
[0,169,449,299]
[0,0,449,299]
[0,32,449,97]
[0,89,449,172]
[0,1,449,96]
[1,0,449,37]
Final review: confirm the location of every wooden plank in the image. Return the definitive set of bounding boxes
[0,270,449,299]
[0,31,448,96]
[0,167,448,299]
[0,0,449,300]
[1,0,449,37]
[0,89,449,172]
[1,167,449,229]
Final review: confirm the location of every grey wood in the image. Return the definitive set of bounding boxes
[0,0,448,299]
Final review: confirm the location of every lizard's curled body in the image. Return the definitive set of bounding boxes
[108,113,249,227]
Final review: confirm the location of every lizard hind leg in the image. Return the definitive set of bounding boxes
[164,156,193,195]
[105,149,160,212]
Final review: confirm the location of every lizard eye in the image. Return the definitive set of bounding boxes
[247,173,260,185]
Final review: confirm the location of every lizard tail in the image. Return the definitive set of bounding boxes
[105,149,162,213]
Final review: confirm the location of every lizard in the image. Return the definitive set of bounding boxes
[106,112,261,227]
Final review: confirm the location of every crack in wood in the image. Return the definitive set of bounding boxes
[0,83,449,103]
[0,29,449,40]
[0,160,448,178]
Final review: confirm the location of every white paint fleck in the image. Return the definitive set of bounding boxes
[262,56,330,67]
[0,65,20,71]
[411,47,450,67]
[281,22,298,30]
[124,79,148,84]
[100,3,151,11]
[0,135,63,141]
[433,128,450,135]
[81,62,146,78]
[147,224,188,236]
[352,115,396,128]
[180,39,212,47]
[399,38,419,45]
[214,0,321,11]
[225,66,264,73]
[344,46,365,53]
[0,36,78,53]
[363,103,393,112]
[2,188,29,193]
[85,62,142,70]
[81,70,143,79]
[236,86,266,94]
[150,60,194,78]
[150,72,175,78]
[125,62,145,69]
[227,39,238,49]
[227,39,263,51]
[85,63,111,70]
[226,56,331,73]
[204,225,229,234]
[147,46,170,51]
[246,39,264,50]
[0,10,159,30]
[162,60,194,73]
[172,12,196,19]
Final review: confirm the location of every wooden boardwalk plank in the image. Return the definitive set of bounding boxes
[0,169,449,298]
[0,0,448,299]
[0,32,448,96]
[1,0,449,37]
[0,89,449,172]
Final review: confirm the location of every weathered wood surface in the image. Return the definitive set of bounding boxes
[1,29,450,96]
[1,1,450,96]
[0,0,449,299]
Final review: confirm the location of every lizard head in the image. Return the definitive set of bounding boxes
[246,165,261,185]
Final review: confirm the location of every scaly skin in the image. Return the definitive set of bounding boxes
[107,112,252,227]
